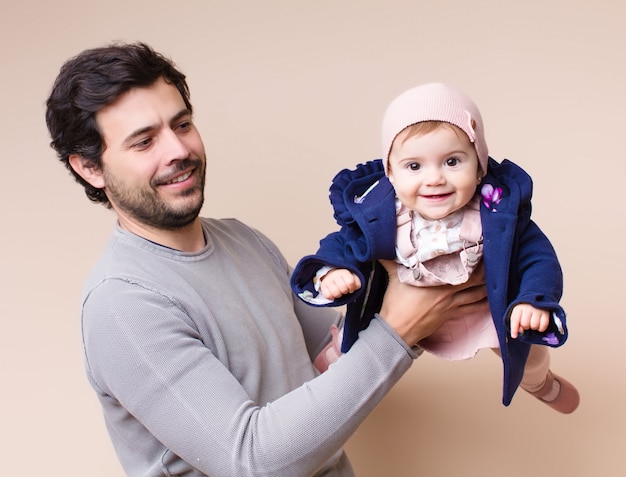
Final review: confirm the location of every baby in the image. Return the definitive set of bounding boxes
[291,83,579,413]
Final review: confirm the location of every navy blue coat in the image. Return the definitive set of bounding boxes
[291,158,568,405]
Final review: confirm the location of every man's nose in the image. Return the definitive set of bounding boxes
[162,129,190,161]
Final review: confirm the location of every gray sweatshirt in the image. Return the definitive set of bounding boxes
[81,217,419,476]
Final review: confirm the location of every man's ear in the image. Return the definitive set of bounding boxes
[68,154,105,189]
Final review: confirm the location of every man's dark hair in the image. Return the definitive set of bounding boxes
[45,42,192,207]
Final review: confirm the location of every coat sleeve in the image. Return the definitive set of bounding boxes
[290,160,391,308]
[290,229,369,307]
[506,219,568,347]
[488,159,567,347]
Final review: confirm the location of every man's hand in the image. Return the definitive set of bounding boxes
[377,259,488,346]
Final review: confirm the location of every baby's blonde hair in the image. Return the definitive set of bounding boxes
[389,121,478,174]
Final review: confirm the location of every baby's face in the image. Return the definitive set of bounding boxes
[387,124,481,221]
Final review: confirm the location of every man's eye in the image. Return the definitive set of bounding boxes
[177,120,192,132]
[133,138,152,150]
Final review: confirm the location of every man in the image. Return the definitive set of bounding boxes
[46,42,487,476]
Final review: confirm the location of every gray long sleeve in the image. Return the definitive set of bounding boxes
[81,218,419,476]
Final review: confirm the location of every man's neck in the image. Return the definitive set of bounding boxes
[118,216,206,252]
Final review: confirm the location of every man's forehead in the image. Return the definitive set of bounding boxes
[96,79,186,140]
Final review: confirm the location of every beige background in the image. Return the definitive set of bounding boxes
[1,1,624,475]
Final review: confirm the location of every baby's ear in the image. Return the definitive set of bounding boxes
[477,168,484,183]
[69,154,105,189]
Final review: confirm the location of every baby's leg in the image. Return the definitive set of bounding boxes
[519,345,550,391]
[491,346,579,413]
[520,345,579,414]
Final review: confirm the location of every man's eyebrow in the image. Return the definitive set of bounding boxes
[123,125,156,145]
[170,109,192,124]
[123,108,192,144]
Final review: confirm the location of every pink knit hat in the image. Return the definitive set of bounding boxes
[381,83,488,176]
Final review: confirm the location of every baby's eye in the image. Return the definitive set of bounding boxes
[408,162,421,171]
[446,157,460,167]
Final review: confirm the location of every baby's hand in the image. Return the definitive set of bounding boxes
[509,303,550,339]
[320,269,362,300]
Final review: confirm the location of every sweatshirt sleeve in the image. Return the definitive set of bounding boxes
[82,278,417,477]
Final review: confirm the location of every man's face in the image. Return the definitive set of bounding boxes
[95,77,206,230]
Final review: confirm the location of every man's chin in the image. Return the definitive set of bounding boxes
[162,202,204,230]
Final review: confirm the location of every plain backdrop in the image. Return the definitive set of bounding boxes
[1,1,624,476]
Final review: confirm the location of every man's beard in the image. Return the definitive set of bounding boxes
[104,158,206,230]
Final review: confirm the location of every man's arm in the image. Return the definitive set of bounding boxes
[84,268,487,476]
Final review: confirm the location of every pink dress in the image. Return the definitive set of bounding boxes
[395,196,499,360]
